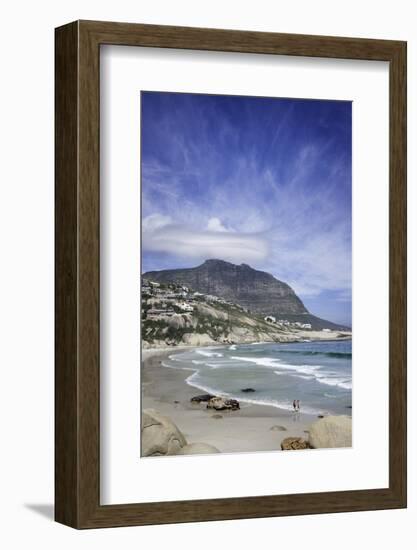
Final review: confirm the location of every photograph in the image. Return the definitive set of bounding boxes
[140,91,353,457]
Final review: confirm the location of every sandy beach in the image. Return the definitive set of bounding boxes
[142,348,318,454]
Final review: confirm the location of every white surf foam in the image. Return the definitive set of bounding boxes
[232,355,323,377]
[316,377,352,390]
[230,355,282,368]
[196,349,224,358]
[161,360,195,372]
[185,371,228,397]
[231,355,351,390]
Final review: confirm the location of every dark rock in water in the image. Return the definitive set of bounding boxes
[346,405,352,409]
[191,394,214,403]
[206,396,240,411]
[281,437,310,450]
[241,388,256,393]
[318,415,325,418]
[270,425,287,431]
[174,400,180,404]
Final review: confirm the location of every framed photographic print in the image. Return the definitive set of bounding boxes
[55,20,407,528]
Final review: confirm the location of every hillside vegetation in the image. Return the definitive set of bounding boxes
[141,280,349,349]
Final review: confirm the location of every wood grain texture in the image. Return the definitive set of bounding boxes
[388,41,407,505]
[55,20,407,529]
[55,21,79,527]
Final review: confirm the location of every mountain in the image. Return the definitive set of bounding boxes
[141,280,350,349]
[144,259,306,315]
[143,259,349,330]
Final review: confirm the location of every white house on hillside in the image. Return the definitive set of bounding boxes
[177,302,194,312]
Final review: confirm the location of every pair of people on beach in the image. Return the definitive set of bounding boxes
[292,399,300,412]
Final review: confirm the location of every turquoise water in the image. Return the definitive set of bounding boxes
[163,340,352,416]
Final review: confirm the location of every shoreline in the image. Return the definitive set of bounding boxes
[142,347,321,454]
[142,330,352,353]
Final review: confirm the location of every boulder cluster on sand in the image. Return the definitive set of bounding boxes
[141,408,220,457]
[190,394,240,411]
[206,396,240,411]
[279,415,352,451]
[281,437,310,450]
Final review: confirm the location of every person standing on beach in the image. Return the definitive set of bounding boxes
[293,399,297,412]
[296,399,300,412]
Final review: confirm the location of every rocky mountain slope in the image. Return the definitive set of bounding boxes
[144,259,306,314]
[143,259,349,330]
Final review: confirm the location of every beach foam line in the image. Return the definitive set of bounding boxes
[316,377,352,390]
[196,349,224,358]
[287,366,352,390]
[272,365,351,390]
[168,352,191,362]
[230,355,282,368]
[273,370,313,380]
[161,360,197,372]
[231,355,322,375]
[275,363,322,376]
[185,372,228,397]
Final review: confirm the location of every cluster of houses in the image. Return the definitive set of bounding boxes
[191,291,245,309]
[141,279,245,321]
[264,315,312,330]
[141,280,192,319]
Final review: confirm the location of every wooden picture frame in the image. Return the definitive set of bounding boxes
[55,20,407,528]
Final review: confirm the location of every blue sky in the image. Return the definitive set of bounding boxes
[141,92,352,326]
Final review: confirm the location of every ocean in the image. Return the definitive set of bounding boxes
[162,340,352,416]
